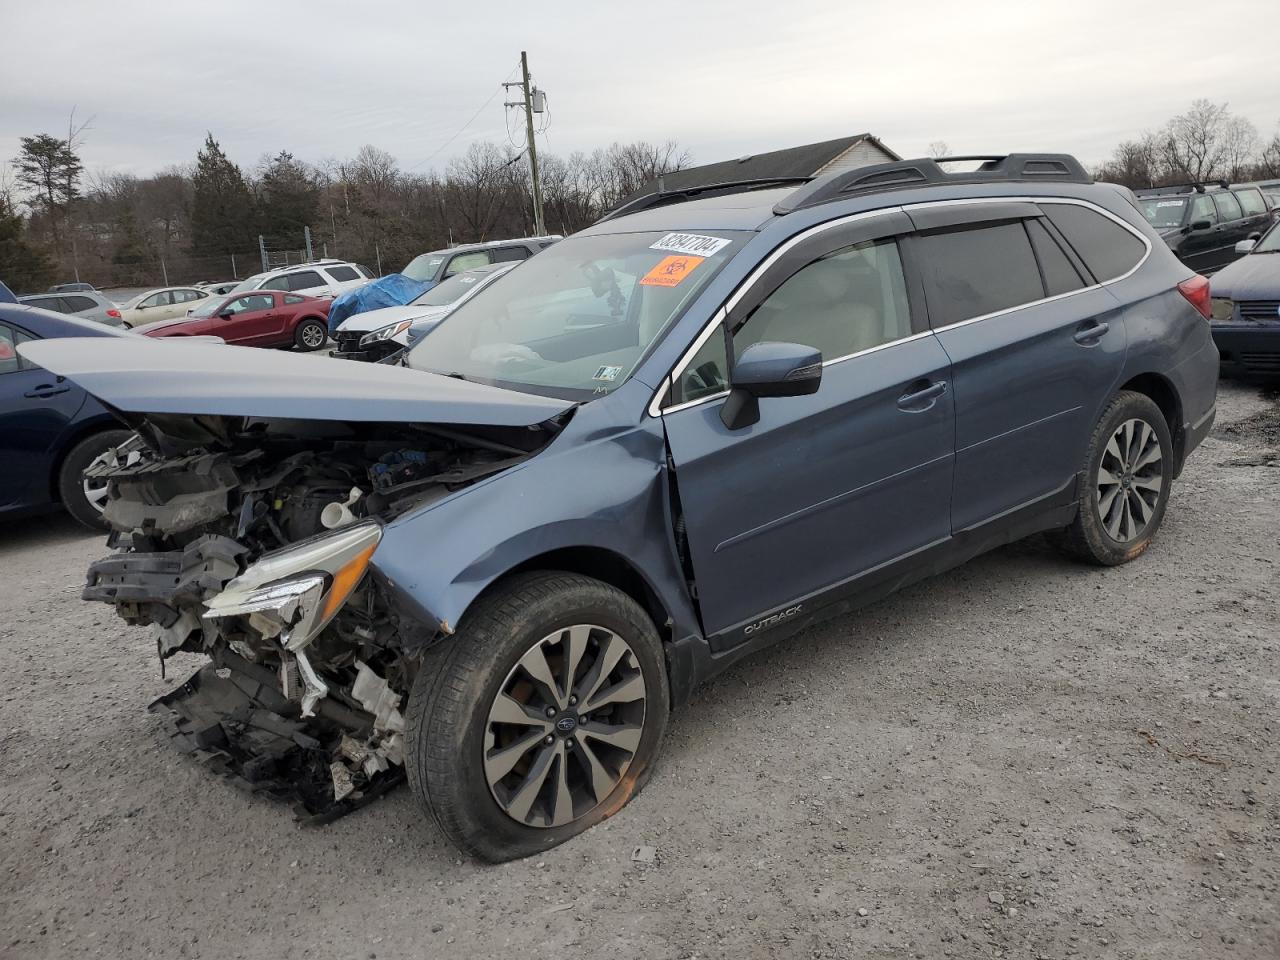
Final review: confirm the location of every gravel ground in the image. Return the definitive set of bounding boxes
[1,381,1277,960]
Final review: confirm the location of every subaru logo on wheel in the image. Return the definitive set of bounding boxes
[555,715,578,734]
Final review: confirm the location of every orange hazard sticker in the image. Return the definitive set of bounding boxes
[640,254,705,287]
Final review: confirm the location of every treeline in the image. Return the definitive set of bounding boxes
[1094,99,1280,189]
[1,132,689,293]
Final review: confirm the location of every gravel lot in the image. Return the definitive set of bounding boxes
[1,381,1277,960]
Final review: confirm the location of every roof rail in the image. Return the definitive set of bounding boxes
[596,177,814,223]
[1133,180,1229,196]
[773,154,1092,215]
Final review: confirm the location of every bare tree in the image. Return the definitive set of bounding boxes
[1160,99,1233,183]
[927,141,951,159]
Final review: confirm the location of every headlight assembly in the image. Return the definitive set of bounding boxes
[1210,297,1235,323]
[359,320,413,348]
[203,521,382,653]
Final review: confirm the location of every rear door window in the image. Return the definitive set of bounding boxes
[1025,219,1086,296]
[1234,188,1266,217]
[324,265,359,282]
[25,296,67,313]
[445,252,491,276]
[916,222,1043,326]
[62,295,97,312]
[260,276,292,291]
[491,246,531,263]
[1041,204,1147,282]
[287,270,325,291]
[1189,194,1218,226]
[1213,191,1243,222]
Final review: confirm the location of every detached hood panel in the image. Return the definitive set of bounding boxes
[19,338,573,427]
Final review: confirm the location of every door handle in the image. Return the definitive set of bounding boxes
[1073,319,1110,345]
[24,383,70,399]
[897,379,947,411]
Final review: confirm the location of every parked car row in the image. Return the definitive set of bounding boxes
[1208,216,1280,377]
[1136,181,1272,274]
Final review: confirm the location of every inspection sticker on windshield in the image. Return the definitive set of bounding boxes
[593,365,623,382]
[650,232,732,258]
[640,255,705,288]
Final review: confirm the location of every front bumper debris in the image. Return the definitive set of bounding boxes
[151,648,404,823]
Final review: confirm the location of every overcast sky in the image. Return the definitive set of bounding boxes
[3,0,1277,183]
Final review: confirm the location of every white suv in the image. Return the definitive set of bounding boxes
[224,260,374,300]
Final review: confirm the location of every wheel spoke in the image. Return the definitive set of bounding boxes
[550,743,574,827]
[1098,484,1122,520]
[1097,466,1122,487]
[504,741,556,823]
[574,736,617,802]
[83,483,109,507]
[518,642,565,709]
[1103,491,1125,539]
[484,727,547,784]
[1132,473,1162,493]
[1128,490,1151,526]
[561,624,591,702]
[574,633,628,708]
[489,693,552,730]
[1104,434,1124,468]
[1134,442,1162,470]
[1121,420,1137,463]
[583,671,646,712]
[579,719,643,753]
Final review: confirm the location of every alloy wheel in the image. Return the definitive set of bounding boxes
[301,324,325,349]
[82,475,110,515]
[483,624,647,828]
[1096,417,1163,543]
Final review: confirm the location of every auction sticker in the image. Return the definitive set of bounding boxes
[640,255,705,287]
[650,232,732,258]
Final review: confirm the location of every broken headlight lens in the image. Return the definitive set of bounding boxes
[359,319,413,348]
[203,521,381,651]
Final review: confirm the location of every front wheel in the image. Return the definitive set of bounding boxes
[1053,390,1173,565]
[57,429,133,530]
[405,572,669,862]
[294,318,328,351]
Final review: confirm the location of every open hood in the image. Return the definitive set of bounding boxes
[19,337,574,427]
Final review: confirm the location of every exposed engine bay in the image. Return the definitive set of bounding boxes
[82,412,559,820]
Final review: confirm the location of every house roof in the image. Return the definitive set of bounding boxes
[619,134,900,207]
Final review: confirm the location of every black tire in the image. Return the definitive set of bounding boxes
[405,571,669,862]
[57,429,133,531]
[1053,390,1173,566]
[294,318,328,351]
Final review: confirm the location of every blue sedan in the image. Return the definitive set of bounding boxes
[1209,221,1280,376]
[1,301,134,528]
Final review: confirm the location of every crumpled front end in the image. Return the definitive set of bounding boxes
[81,412,557,819]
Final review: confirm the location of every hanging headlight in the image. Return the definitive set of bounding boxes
[203,521,381,652]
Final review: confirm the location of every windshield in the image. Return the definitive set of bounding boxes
[1254,221,1280,253]
[405,230,746,400]
[188,295,230,318]
[402,253,446,282]
[1139,197,1188,230]
[227,273,268,295]
[412,269,492,307]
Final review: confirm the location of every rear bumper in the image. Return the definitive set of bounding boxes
[1212,323,1280,376]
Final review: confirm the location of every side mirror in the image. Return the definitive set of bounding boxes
[1235,238,1257,254]
[720,341,822,430]
[218,311,233,320]
[1190,219,1213,232]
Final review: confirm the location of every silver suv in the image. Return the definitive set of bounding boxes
[225,259,374,300]
[19,290,123,326]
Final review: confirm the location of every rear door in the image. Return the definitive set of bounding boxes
[1212,191,1247,267]
[1180,193,1223,272]
[911,200,1137,533]
[661,212,956,646]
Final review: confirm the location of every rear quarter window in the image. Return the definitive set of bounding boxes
[1041,203,1147,283]
[62,295,97,312]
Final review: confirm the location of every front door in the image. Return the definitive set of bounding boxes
[661,214,955,646]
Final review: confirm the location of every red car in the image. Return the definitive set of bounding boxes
[140,291,331,350]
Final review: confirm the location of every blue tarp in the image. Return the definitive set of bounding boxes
[327,273,430,333]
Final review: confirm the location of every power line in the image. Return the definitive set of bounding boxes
[408,65,519,172]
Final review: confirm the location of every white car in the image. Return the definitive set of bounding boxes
[333,262,515,362]
[119,287,215,327]
[221,259,374,303]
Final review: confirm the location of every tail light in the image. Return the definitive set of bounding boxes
[1177,275,1212,320]
[106,308,121,318]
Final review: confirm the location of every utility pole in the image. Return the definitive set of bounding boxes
[505,51,546,235]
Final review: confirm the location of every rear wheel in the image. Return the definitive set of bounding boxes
[1053,390,1172,565]
[405,572,669,862]
[57,429,133,531]
[295,318,327,351]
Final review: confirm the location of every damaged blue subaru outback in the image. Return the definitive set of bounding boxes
[22,154,1218,862]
